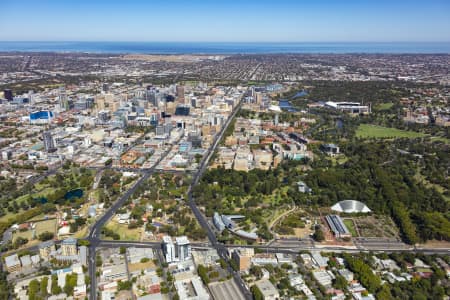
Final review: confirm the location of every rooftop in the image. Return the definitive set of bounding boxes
[331,200,371,213]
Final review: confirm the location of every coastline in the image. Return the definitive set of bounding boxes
[0,41,450,55]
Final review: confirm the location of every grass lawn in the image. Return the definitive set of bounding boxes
[73,226,89,239]
[89,189,102,202]
[356,124,427,139]
[34,181,51,191]
[29,214,48,221]
[12,219,57,242]
[14,194,32,203]
[0,211,20,223]
[414,170,450,202]
[343,219,358,237]
[375,103,394,110]
[430,136,450,144]
[329,156,348,166]
[105,222,141,241]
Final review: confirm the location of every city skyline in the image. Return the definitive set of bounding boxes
[0,0,449,42]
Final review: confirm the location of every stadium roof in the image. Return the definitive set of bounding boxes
[331,200,371,213]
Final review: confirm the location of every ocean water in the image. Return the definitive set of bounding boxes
[0,42,449,54]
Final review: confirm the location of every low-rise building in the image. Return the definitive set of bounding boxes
[320,143,340,156]
[209,279,246,300]
[313,270,333,287]
[325,215,351,239]
[338,268,354,282]
[373,257,400,271]
[19,255,32,268]
[101,263,128,282]
[311,253,329,269]
[232,248,254,271]
[5,254,21,272]
[253,149,273,170]
[61,237,77,256]
[175,276,210,300]
[251,254,278,266]
[254,279,280,300]
[39,240,56,259]
[79,245,88,266]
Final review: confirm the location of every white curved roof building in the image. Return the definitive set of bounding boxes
[331,200,371,213]
[269,105,282,112]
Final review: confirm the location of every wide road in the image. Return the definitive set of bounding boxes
[87,141,178,300]
[245,245,450,255]
[87,171,153,299]
[27,166,61,186]
[94,239,450,255]
[88,171,152,241]
[96,240,209,249]
[186,95,254,300]
[87,93,244,299]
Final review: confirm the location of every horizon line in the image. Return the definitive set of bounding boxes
[1,40,450,44]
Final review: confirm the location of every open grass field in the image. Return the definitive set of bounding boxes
[414,170,450,202]
[105,222,141,241]
[356,124,427,139]
[375,102,394,110]
[12,219,57,242]
[0,212,19,223]
[73,226,89,239]
[329,155,348,166]
[430,136,450,144]
[343,219,358,237]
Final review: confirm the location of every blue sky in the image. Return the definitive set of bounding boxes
[0,0,449,42]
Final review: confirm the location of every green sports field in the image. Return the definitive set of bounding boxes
[356,124,427,139]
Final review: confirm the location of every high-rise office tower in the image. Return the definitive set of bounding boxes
[191,97,197,108]
[162,235,191,263]
[58,87,69,111]
[162,236,176,263]
[146,86,157,107]
[28,90,35,105]
[3,89,13,101]
[255,92,263,105]
[155,125,165,136]
[42,131,56,153]
[176,85,185,104]
[175,236,191,261]
[250,87,255,97]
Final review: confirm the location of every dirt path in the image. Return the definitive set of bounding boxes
[269,205,296,231]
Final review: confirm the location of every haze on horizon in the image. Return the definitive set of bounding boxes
[0,0,449,43]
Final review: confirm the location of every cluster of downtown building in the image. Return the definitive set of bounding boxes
[0,81,245,182]
[213,86,315,174]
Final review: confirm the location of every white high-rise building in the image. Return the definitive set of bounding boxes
[176,236,191,262]
[58,87,68,111]
[28,90,35,105]
[162,236,176,263]
[162,235,191,263]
